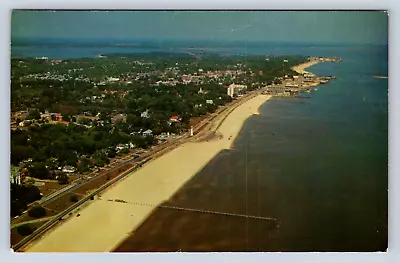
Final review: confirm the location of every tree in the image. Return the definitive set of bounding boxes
[145,135,155,146]
[78,117,92,126]
[92,151,110,167]
[57,173,69,185]
[10,184,42,217]
[28,206,46,218]
[44,157,59,170]
[17,224,36,236]
[119,148,129,154]
[107,148,117,158]
[11,145,36,165]
[27,162,50,180]
[70,194,79,203]
[27,109,41,120]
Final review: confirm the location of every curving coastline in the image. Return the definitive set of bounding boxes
[25,94,271,252]
[291,59,320,74]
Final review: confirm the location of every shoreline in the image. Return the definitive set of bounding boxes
[25,94,271,252]
[291,59,320,74]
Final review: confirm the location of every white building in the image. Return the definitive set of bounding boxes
[169,116,181,123]
[206,100,214,104]
[227,86,234,97]
[116,144,126,151]
[227,84,247,98]
[10,174,22,185]
[10,167,22,185]
[62,165,76,173]
[141,110,150,118]
[143,129,153,136]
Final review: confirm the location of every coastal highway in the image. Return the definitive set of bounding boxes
[13,111,211,251]
[15,160,146,252]
[13,89,264,251]
[10,182,81,226]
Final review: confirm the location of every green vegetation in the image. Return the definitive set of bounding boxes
[57,173,69,185]
[10,52,306,217]
[27,109,41,120]
[16,223,36,236]
[28,206,46,218]
[10,184,42,217]
[70,195,79,203]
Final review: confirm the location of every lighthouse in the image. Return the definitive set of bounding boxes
[190,126,193,137]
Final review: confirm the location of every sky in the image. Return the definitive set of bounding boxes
[11,11,388,44]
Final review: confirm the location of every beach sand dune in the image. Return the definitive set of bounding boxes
[25,95,271,252]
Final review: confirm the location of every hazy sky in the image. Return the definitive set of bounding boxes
[11,11,388,44]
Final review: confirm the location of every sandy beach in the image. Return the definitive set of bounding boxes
[25,94,271,252]
[291,59,319,74]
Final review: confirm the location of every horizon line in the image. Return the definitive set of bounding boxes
[11,37,388,46]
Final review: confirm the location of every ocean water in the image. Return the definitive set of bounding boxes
[114,45,388,252]
[11,41,388,251]
[11,39,387,59]
[232,46,388,251]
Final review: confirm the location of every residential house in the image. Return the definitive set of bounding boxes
[116,144,126,151]
[19,120,31,127]
[111,113,127,124]
[198,87,208,94]
[51,113,63,121]
[62,165,76,173]
[143,129,153,137]
[40,112,52,122]
[206,100,214,105]
[169,115,181,123]
[141,110,150,118]
[129,143,136,149]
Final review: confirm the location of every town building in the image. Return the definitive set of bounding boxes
[141,110,150,118]
[116,144,127,151]
[10,166,22,185]
[169,116,181,123]
[62,165,76,173]
[143,129,153,136]
[19,120,31,127]
[227,84,247,98]
[111,113,127,124]
[51,113,63,122]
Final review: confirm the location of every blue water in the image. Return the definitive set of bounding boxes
[112,44,388,251]
[11,39,387,61]
[235,46,388,251]
[11,39,388,251]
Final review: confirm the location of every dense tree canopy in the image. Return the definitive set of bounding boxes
[11,53,306,178]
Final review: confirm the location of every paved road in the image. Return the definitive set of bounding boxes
[11,216,57,229]
[13,90,265,251]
